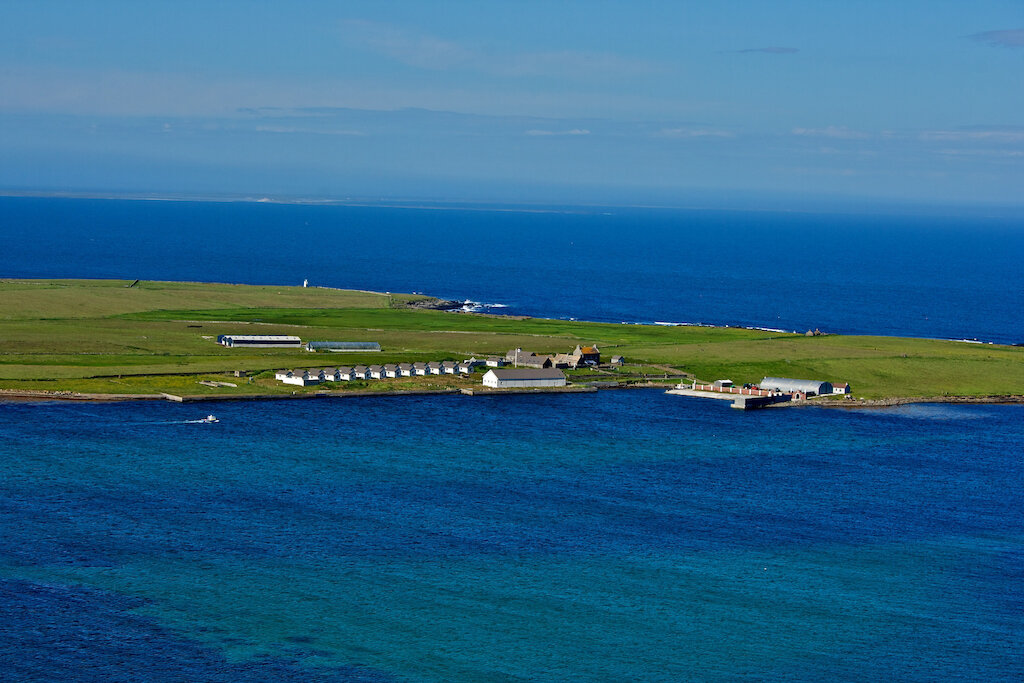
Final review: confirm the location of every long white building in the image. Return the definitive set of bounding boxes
[482,368,566,389]
[759,377,833,396]
[219,335,302,348]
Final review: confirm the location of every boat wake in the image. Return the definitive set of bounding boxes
[144,415,219,425]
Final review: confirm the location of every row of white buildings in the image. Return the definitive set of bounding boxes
[275,359,487,386]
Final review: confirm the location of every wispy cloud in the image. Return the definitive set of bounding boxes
[733,47,799,54]
[791,126,870,140]
[968,29,1024,48]
[340,19,474,70]
[338,19,656,78]
[524,128,590,136]
[920,127,1024,142]
[254,125,366,136]
[658,127,734,138]
[934,148,1024,158]
[497,51,654,78]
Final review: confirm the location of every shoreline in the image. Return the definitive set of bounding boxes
[805,394,1024,408]
[4,278,1019,348]
[2,386,1022,408]
[3,278,1021,402]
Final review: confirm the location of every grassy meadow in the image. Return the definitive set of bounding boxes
[1,279,1021,399]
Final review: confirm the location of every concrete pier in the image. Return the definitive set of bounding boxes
[666,388,792,410]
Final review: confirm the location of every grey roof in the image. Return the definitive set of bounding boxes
[760,377,833,394]
[487,368,566,380]
[306,341,381,350]
[225,335,301,342]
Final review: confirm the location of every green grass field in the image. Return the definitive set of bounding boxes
[1,278,1021,399]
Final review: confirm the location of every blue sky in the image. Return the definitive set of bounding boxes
[1,1,1022,206]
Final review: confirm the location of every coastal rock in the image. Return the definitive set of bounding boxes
[401,298,463,311]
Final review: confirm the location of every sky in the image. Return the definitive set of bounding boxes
[1,1,1023,207]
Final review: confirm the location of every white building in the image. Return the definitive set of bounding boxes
[384,364,400,378]
[280,369,322,386]
[759,377,833,396]
[482,368,567,389]
[219,334,302,349]
[369,365,386,379]
[459,358,484,373]
[832,382,852,395]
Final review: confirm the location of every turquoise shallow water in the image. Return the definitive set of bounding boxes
[1,392,1022,681]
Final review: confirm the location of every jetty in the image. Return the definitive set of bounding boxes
[666,381,792,410]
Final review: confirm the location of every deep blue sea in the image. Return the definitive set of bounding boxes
[1,196,1022,343]
[1,393,1022,681]
[2,196,1023,679]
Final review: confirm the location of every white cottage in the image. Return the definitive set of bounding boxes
[281,369,322,386]
[459,358,484,373]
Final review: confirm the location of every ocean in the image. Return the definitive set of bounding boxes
[2,196,1023,680]
[1,393,1022,681]
[1,196,1022,343]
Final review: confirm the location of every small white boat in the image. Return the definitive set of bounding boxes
[201,415,219,423]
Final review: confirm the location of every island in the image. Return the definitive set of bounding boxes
[1,278,1021,405]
